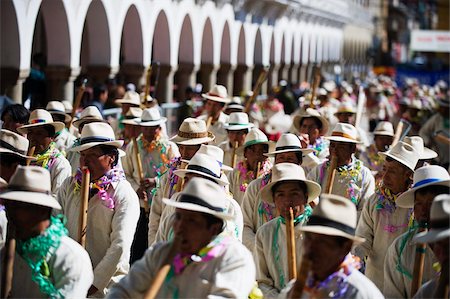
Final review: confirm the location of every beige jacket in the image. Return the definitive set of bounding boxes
[354,192,412,291]
[383,228,438,298]
[57,176,140,296]
[107,236,256,298]
[419,113,449,166]
[198,112,230,146]
[255,217,304,298]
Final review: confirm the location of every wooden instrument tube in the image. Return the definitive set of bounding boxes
[26,146,36,166]
[392,120,404,147]
[289,257,312,299]
[133,138,149,213]
[231,141,238,168]
[286,207,297,280]
[78,167,90,247]
[70,79,87,123]
[324,156,337,194]
[244,67,269,114]
[309,66,321,109]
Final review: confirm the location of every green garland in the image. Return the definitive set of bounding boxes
[17,215,68,299]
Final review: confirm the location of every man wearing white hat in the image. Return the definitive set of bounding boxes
[107,177,256,298]
[255,163,321,297]
[148,118,215,245]
[383,165,449,298]
[410,194,450,298]
[403,136,438,169]
[120,107,143,149]
[0,129,35,182]
[359,121,394,181]
[197,84,231,146]
[46,101,77,154]
[334,101,370,147]
[123,107,179,262]
[57,122,140,297]
[227,128,273,206]
[1,166,93,298]
[110,91,141,140]
[279,194,383,299]
[242,133,313,252]
[17,109,71,196]
[354,141,419,290]
[307,123,375,219]
[218,112,254,168]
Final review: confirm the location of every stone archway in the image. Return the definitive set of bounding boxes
[233,25,246,95]
[197,18,215,93]
[174,14,195,102]
[217,21,232,92]
[152,10,171,102]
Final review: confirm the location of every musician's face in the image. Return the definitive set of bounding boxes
[227,129,247,146]
[173,208,222,255]
[178,144,201,160]
[299,118,320,144]
[336,112,355,125]
[80,146,115,180]
[244,144,268,169]
[374,135,393,152]
[381,158,412,194]
[141,125,161,141]
[275,152,301,165]
[429,238,449,264]
[413,190,437,224]
[204,100,222,116]
[328,141,355,166]
[27,127,53,154]
[273,181,307,219]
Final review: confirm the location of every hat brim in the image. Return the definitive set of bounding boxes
[0,148,36,160]
[226,104,244,110]
[121,118,140,126]
[72,118,107,129]
[261,178,321,204]
[293,115,329,136]
[115,99,141,106]
[134,117,167,127]
[173,169,229,186]
[17,121,65,134]
[265,148,314,157]
[170,132,215,145]
[202,94,231,104]
[334,111,356,116]
[396,180,450,208]
[162,198,233,221]
[374,131,394,137]
[224,124,254,131]
[299,225,365,244]
[324,136,362,144]
[421,147,438,160]
[236,141,275,155]
[413,228,450,244]
[0,191,61,210]
[378,151,416,171]
[49,111,72,123]
[68,140,124,152]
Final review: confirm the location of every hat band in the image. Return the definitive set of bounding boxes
[7,185,51,195]
[307,215,355,235]
[0,140,26,155]
[187,164,220,178]
[179,194,225,212]
[430,219,450,229]
[413,178,442,188]
[47,109,65,114]
[141,118,162,123]
[228,123,249,126]
[177,131,208,139]
[80,136,114,145]
[244,139,268,148]
[206,92,225,99]
[331,132,356,140]
[30,119,48,124]
[276,145,301,151]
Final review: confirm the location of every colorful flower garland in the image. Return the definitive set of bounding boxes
[309,137,327,158]
[17,215,68,299]
[237,160,272,192]
[167,157,182,197]
[74,167,126,209]
[362,145,383,172]
[33,142,62,171]
[139,134,171,178]
[257,172,277,223]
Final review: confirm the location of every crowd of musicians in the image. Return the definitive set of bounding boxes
[0,74,449,298]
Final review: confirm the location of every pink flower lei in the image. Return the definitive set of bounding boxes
[237,160,272,192]
[74,167,126,209]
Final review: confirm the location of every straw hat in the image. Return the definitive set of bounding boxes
[46,101,72,123]
[403,136,438,160]
[299,193,365,243]
[69,122,123,152]
[140,92,155,103]
[72,106,106,129]
[133,108,167,127]
[0,177,7,189]
[173,153,228,186]
[324,123,362,144]
[265,111,293,135]
[413,194,450,244]
[201,85,231,104]
[236,128,273,155]
[379,141,419,171]
[0,129,35,160]
[121,107,143,125]
[170,118,215,145]
[373,121,394,137]
[17,109,65,135]
[61,100,73,114]
[334,102,356,116]
[265,133,313,157]
[396,165,450,208]
[323,81,336,93]
[261,163,321,204]
[163,177,233,221]
[293,108,329,135]
[224,112,254,131]
[226,97,244,111]
[0,165,61,209]
[197,144,233,172]
[115,91,141,106]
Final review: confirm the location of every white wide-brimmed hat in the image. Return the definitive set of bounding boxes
[323,81,336,93]
[324,123,362,144]
[373,121,394,137]
[265,133,313,157]
[163,177,233,221]
[72,106,106,129]
[413,194,450,244]
[115,91,141,106]
[173,153,228,186]
[17,109,65,135]
[403,136,438,160]
[396,165,450,208]
[140,92,155,104]
[133,107,167,127]
[121,107,143,125]
[0,177,7,189]
[265,111,293,135]
[334,101,356,116]
[201,85,231,104]
[61,100,73,114]
[293,108,329,135]
[0,165,61,209]
[170,118,215,145]
[379,141,419,171]
[261,163,321,204]
[226,97,244,111]
[299,193,365,243]
[236,128,273,155]
[197,144,233,172]
[46,101,72,123]
[0,129,35,160]
[69,122,124,152]
[224,112,254,131]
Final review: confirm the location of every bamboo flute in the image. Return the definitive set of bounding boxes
[78,167,90,247]
[133,138,149,213]
[286,207,297,280]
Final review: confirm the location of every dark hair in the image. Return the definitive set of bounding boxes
[93,84,108,99]
[201,212,224,232]
[41,124,56,137]
[416,185,450,197]
[1,104,30,124]
[300,116,323,130]
[295,152,303,164]
[272,180,308,197]
[99,145,119,166]
[0,153,27,166]
[50,113,66,123]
